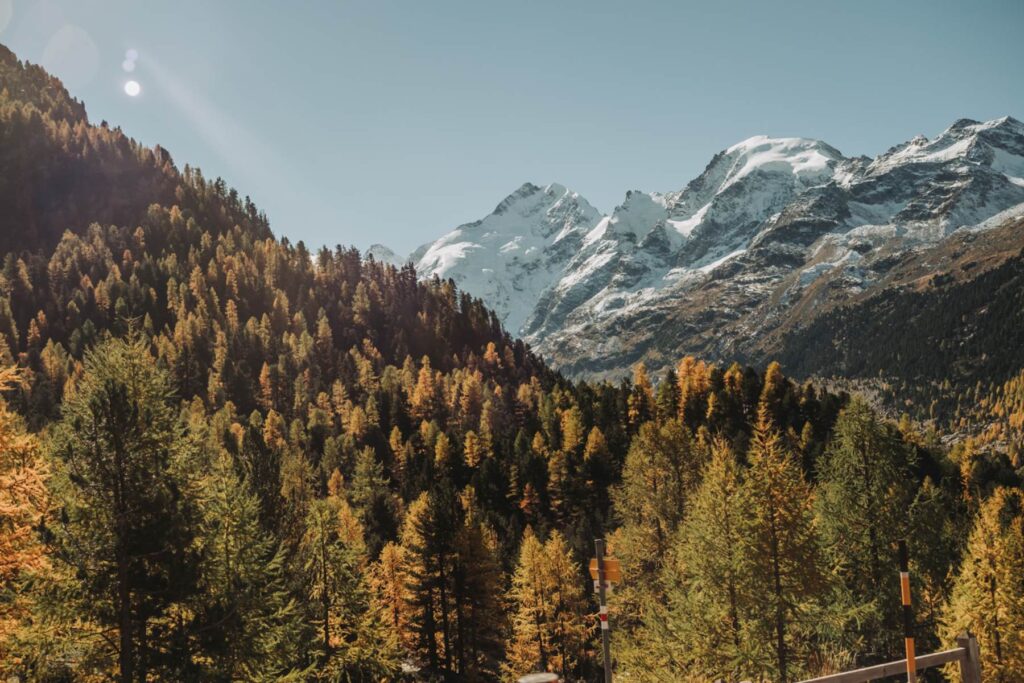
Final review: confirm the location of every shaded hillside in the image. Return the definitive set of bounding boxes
[773,215,1024,418]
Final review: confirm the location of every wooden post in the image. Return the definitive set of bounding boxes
[955,632,981,683]
[898,540,916,683]
[595,538,613,683]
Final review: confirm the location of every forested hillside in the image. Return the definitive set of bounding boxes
[1,45,1023,682]
[773,215,1024,423]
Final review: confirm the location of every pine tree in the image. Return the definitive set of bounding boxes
[941,487,1024,680]
[655,368,680,422]
[45,335,199,682]
[193,445,307,680]
[906,477,958,653]
[402,489,458,674]
[401,485,503,679]
[816,398,916,655]
[452,488,506,680]
[348,446,396,558]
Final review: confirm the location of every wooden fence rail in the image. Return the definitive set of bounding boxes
[797,633,981,683]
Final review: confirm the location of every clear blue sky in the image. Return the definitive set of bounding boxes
[2,0,1022,255]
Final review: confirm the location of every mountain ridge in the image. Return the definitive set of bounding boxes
[396,116,1024,386]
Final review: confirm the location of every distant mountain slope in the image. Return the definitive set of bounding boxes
[771,213,1024,417]
[402,117,1024,397]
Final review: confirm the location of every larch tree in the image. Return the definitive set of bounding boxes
[941,487,1024,680]
[370,542,411,647]
[642,438,754,680]
[505,528,550,678]
[505,527,588,680]
[463,430,484,469]
[300,485,399,680]
[538,529,589,681]
[410,356,439,423]
[612,419,703,581]
[0,367,48,661]
[743,405,828,682]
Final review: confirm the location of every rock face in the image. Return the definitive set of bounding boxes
[406,117,1024,378]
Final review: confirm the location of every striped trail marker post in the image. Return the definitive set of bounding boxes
[898,540,917,683]
[593,539,613,683]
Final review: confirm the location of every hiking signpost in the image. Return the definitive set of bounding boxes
[590,539,620,683]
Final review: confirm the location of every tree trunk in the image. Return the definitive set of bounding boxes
[770,507,787,682]
[321,533,331,659]
[118,551,133,683]
[438,549,452,674]
[115,432,133,683]
[137,615,147,683]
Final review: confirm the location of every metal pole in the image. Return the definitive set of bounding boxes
[898,540,917,683]
[595,538,612,683]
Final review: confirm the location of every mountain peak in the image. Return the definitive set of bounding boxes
[871,115,1024,175]
[706,136,844,194]
[493,182,543,214]
[364,244,402,266]
[489,181,588,215]
[943,115,1024,137]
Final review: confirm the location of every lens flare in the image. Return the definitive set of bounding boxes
[42,25,100,88]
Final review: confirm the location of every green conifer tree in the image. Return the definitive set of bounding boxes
[194,446,308,680]
[45,335,201,681]
[816,398,916,655]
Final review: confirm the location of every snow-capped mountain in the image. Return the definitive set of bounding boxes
[364,243,403,266]
[403,116,1024,378]
[411,182,602,334]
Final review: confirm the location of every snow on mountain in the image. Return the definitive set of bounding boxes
[411,182,602,334]
[364,243,403,266]
[397,117,1024,378]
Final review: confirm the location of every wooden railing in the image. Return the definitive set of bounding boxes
[798,633,981,683]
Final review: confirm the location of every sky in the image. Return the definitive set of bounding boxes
[2,0,1022,255]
